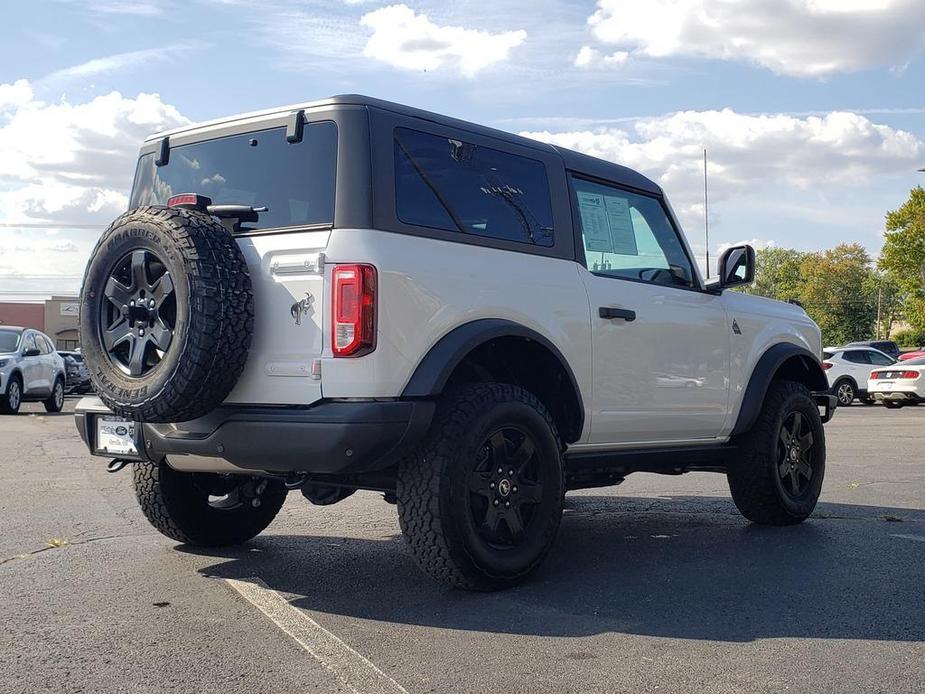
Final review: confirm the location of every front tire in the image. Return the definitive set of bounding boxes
[1,376,22,414]
[727,380,826,525]
[44,377,64,413]
[133,460,287,546]
[397,383,565,591]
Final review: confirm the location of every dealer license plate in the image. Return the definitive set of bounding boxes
[96,417,138,456]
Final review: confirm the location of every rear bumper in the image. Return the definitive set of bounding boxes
[75,397,435,475]
[870,388,922,403]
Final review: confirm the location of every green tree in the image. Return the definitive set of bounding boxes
[880,186,925,332]
[799,244,877,346]
[743,247,807,301]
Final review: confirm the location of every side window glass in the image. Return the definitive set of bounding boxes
[38,336,52,354]
[869,352,893,366]
[571,176,694,288]
[844,351,870,364]
[22,333,37,353]
[394,128,555,247]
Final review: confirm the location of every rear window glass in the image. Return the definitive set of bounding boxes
[130,122,337,230]
[0,329,21,352]
[394,128,554,247]
[822,351,834,360]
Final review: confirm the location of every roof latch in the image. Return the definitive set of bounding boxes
[155,136,170,167]
[286,109,305,143]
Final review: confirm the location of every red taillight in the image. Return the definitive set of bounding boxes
[167,193,212,210]
[871,370,920,380]
[331,264,376,357]
[822,361,833,371]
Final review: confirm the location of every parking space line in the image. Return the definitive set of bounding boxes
[225,577,408,694]
[889,534,925,543]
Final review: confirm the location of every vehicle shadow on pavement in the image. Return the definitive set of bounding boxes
[190,495,925,643]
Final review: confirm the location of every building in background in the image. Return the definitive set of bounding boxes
[44,296,80,349]
[0,295,79,349]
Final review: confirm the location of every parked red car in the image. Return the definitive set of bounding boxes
[899,349,925,361]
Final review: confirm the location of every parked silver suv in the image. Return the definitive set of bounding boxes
[0,327,67,414]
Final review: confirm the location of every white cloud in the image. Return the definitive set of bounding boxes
[360,4,527,77]
[574,45,629,69]
[0,82,188,226]
[43,43,206,83]
[587,0,925,77]
[521,108,925,225]
[0,80,33,111]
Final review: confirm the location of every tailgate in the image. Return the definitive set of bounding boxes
[224,230,329,405]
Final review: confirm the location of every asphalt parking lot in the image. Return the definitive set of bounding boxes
[1,400,923,694]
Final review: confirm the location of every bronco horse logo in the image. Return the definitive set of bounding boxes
[290,292,314,326]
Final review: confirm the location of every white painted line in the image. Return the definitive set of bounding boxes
[226,577,408,694]
[889,534,925,543]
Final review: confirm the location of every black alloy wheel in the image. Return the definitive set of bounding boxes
[776,410,817,499]
[101,249,176,378]
[468,427,544,549]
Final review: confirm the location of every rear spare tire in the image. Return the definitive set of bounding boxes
[80,206,253,422]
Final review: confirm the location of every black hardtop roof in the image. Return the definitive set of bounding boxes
[344,95,662,196]
[153,93,663,196]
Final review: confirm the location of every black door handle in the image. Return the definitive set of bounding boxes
[599,307,636,321]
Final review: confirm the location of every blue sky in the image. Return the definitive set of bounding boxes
[2,0,925,297]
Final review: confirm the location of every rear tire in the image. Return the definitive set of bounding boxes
[132,460,287,546]
[833,379,855,407]
[397,383,565,591]
[1,376,22,415]
[727,380,825,525]
[44,377,64,413]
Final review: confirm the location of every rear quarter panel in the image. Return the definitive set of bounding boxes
[321,228,593,440]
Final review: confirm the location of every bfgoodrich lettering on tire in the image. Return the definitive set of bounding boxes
[727,380,826,525]
[397,383,566,591]
[79,206,253,422]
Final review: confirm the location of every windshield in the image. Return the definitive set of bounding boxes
[130,122,337,231]
[0,329,22,352]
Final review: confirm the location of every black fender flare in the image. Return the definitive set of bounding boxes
[401,318,585,436]
[731,343,828,436]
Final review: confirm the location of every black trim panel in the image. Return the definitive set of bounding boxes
[401,320,584,437]
[731,343,829,436]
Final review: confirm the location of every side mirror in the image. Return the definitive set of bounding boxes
[706,244,755,291]
[22,347,41,357]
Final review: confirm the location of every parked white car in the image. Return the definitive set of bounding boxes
[867,356,925,409]
[822,346,896,406]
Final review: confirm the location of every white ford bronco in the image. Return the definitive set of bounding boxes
[75,95,836,590]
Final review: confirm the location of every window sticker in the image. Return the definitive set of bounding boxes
[603,195,638,256]
[578,190,639,256]
[577,190,613,252]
